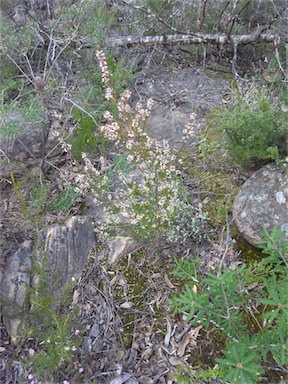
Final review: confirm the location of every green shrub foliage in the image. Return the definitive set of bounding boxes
[210,85,287,168]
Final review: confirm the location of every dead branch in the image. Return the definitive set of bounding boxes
[106,32,279,48]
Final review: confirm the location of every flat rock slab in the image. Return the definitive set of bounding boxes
[233,163,288,246]
[140,68,230,147]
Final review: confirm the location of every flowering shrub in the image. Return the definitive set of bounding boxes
[76,50,206,247]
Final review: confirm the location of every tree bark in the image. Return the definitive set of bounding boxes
[106,32,279,48]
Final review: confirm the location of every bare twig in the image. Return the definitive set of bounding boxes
[214,1,230,33]
[23,53,35,79]
[274,44,288,81]
[231,40,239,78]
[64,97,99,126]
[121,0,197,36]
[45,27,81,80]
[43,29,55,78]
[199,0,207,32]
[0,47,34,85]
[219,212,232,273]
[14,137,37,161]
[227,1,251,38]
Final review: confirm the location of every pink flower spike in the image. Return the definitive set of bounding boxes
[74,329,80,336]
[103,111,114,121]
[63,381,70,384]
[28,374,34,381]
[79,367,84,373]
[105,87,113,100]
[96,50,110,84]
[147,98,154,111]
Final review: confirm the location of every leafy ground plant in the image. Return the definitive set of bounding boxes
[216,337,264,383]
[171,227,288,383]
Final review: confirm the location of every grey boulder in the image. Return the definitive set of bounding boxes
[233,163,288,246]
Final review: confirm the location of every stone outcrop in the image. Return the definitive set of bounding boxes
[233,163,288,246]
[0,240,33,336]
[0,216,96,336]
[0,205,140,335]
[42,216,96,290]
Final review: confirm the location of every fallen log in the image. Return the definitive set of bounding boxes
[106,32,279,48]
